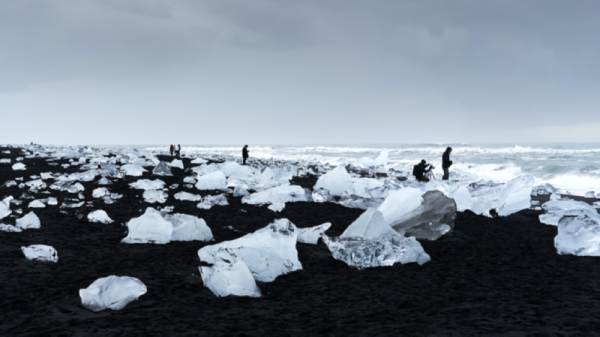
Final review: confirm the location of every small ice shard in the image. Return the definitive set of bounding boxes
[0,199,12,219]
[79,276,147,312]
[129,179,166,190]
[97,177,113,185]
[4,180,17,187]
[28,200,46,208]
[314,166,355,196]
[121,164,147,176]
[67,183,84,193]
[585,191,596,198]
[195,171,227,190]
[174,191,202,202]
[233,185,250,197]
[531,183,559,196]
[241,185,311,205]
[78,193,85,200]
[21,245,58,262]
[342,208,399,239]
[200,248,261,298]
[12,163,26,170]
[0,158,10,163]
[152,161,173,176]
[170,184,179,189]
[539,199,599,226]
[170,159,184,169]
[389,191,457,241]
[142,189,168,203]
[268,202,285,212]
[122,208,172,244]
[555,214,600,256]
[25,179,47,190]
[191,158,208,164]
[163,213,213,241]
[62,201,85,208]
[0,223,22,232]
[92,187,110,198]
[321,234,430,269]
[88,210,114,224]
[197,194,228,210]
[183,176,196,184]
[16,211,41,229]
[377,188,423,225]
[297,223,331,244]
[198,219,302,282]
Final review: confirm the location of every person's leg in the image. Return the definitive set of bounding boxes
[243,157,247,165]
[442,168,449,180]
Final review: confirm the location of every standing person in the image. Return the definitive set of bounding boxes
[242,145,249,165]
[442,147,453,180]
[176,144,181,158]
[169,144,174,158]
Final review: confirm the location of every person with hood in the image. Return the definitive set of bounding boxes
[413,159,433,182]
[242,145,249,165]
[442,147,453,180]
[176,144,181,158]
[169,144,174,157]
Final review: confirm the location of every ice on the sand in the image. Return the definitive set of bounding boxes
[233,185,250,197]
[321,234,430,269]
[200,248,261,298]
[152,161,173,176]
[540,199,599,226]
[341,208,399,239]
[142,189,168,203]
[585,191,596,198]
[555,214,600,256]
[0,224,22,232]
[12,163,26,170]
[79,276,147,312]
[92,187,110,198]
[241,185,311,205]
[268,202,285,212]
[121,164,147,176]
[122,208,172,244]
[97,177,113,185]
[88,210,113,224]
[0,158,10,163]
[0,198,11,220]
[297,223,331,244]
[198,219,302,282]
[16,211,41,229]
[28,200,45,208]
[195,171,227,190]
[191,158,207,164]
[67,183,84,193]
[174,191,202,201]
[21,245,58,262]
[129,179,165,190]
[170,159,184,169]
[197,194,228,210]
[389,191,457,241]
[376,188,423,225]
[469,175,535,217]
[163,213,213,241]
[183,176,196,184]
[314,166,355,196]
[531,183,559,196]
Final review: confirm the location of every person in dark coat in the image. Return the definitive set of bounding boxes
[176,144,181,158]
[242,145,249,165]
[169,144,174,157]
[413,159,433,182]
[442,147,453,180]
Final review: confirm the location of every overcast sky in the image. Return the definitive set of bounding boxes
[1,0,599,145]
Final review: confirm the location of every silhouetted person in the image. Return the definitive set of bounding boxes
[413,159,432,182]
[176,144,181,158]
[442,147,453,180]
[242,145,249,165]
[169,144,174,157]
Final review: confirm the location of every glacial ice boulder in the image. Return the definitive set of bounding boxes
[241,185,311,206]
[268,202,285,212]
[197,194,228,210]
[585,191,596,198]
[67,183,85,193]
[314,166,355,196]
[121,164,147,176]
[357,149,389,167]
[540,199,599,226]
[219,161,242,177]
[389,191,456,240]
[555,214,600,256]
[21,245,58,262]
[0,199,11,220]
[129,179,165,190]
[341,208,400,239]
[174,191,202,202]
[297,223,331,244]
[170,159,184,169]
[163,213,213,242]
[79,276,147,312]
[322,234,430,270]
[12,163,26,170]
[377,188,423,225]
[195,171,227,190]
[28,200,45,208]
[92,187,110,198]
[122,208,172,244]
[16,211,41,230]
[183,176,197,184]
[531,183,559,196]
[200,248,261,298]
[0,224,22,232]
[152,161,173,176]
[88,210,114,224]
[469,175,535,217]
[142,189,168,203]
[233,185,250,197]
[198,219,302,282]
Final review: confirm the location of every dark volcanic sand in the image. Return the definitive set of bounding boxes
[2,147,600,335]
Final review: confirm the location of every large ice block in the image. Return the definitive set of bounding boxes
[79,276,147,312]
[195,171,227,190]
[142,189,168,203]
[163,213,213,241]
[469,175,535,217]
[377,188,423,225]
[121,208,172,244]
[121,164,147,176]
[540,199,599,226]
[197,194,229,210]
[21,245,58,262]
[357,149,389,167]
[341,208,399,239]
[241,185,311,206]
[170,159,184,169]
[555,214,600,256]
[174,191,202,201]
[314,166,355,196]
[88,210,114,224]
[199,248,261,297]
[152,161,173,176]
[297,223,331,244]
[129,179,166,190]
[16,211,41,229]
[390,191,456,240]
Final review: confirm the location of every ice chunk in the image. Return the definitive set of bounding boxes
[12,163,26,170]
[341,208,399,239]
[129,179,165,190]
[62,201,84,208]
[233,185,250,197]
[197,194,228,210]
[88,210,114,224]
[191,158,208,164]
[585,191,596,198]
[16,211,41,229]
[97,177,113,185]
[121,164,147,176]
[142,189,168,203]
[79,276,147,312]
[92,187,110,198]
[21,245,58,262]
[195,171,227,190]
[170,159,184,169]
[377,188,423,225]
[389,191,456,240]
[357,149,389,167]
[200,249,261,298]
[297,223,331,244]
[268,202,285,212]
[447,185,473,212]
[555,215,600,256]
[0,199,12,220]
[0,223,22,232]
[314,166,355,196]
[28,200,46,208]
[198,219,302,282]
[322,234,430,269]
[0,158,10,163]
[242,185,311,206]
[219,161,242,177]
[152,161,173,176]
[183,176,196,184]
[540,199,599,226]
[469,175,535,217]
[163,213,213,241]
[122,208,172,244]
[67,183,84,193]
[174,191,202,201]
[531,183,559,196]
[25,179,47,190]
[550,193,562,201]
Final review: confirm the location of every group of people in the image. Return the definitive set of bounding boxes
[413,147,453,182]
[169,144,181,158]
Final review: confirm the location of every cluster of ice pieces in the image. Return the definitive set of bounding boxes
[122,208,213,244]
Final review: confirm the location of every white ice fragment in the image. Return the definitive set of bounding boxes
[122,208,172,244]
[550,193,562,201]
[25,179,47,190]
[198,219,302,282]
[314,166,355,196]
[377,188,423,225]
[170,159,184,169]
[195,171,227,190]
[0,158,11,164]
[342,208,399,239]
[16,211,41,229]
[183,176,196,184]
[129,179,165,190]
[40,172,53,180]
[585,191,596,198]
[197,194,228,209]
[121,164,147,176]
[79,276,147,312]
[191,158,208,164]
[555,215,600,256]
[357,149,389,167]
[0,199,12,219]
[163,213,213,241]
[233,185,250,197]
[540,199,598,226]
[142,189,168,203]
[174,191,202,201]
[268,202,285,212]
[88,210,114,224]
[200,249,261,298]
[21,245,58,262]
[67,183,84,193]
[28,200,45,208]
[241,185,310,206]
[152,161,173,176]
[297,223,331,244]
[469,175,535,217]
[97,177,113,185]
[92,187,110,198]
[0,224,21,232]
[12,163,26,170]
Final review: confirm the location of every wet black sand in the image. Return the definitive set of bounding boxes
[2,147,600,335]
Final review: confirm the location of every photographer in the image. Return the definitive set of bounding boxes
[413,159,433,182]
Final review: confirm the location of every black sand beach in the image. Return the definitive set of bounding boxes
[2,147,600,335]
